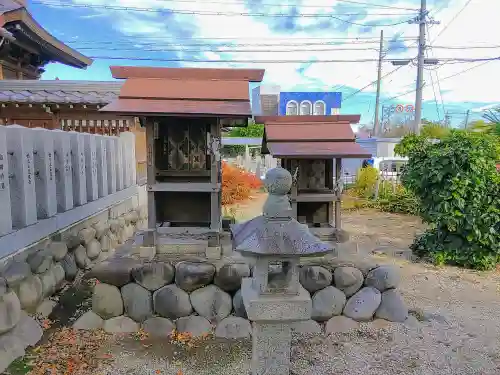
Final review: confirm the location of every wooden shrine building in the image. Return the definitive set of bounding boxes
[256,115,371,242]
[101,66,264,252]
[0,0,91,79]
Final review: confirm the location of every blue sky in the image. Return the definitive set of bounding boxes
[32,0,499,127]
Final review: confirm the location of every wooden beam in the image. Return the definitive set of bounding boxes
[145,118,156,246]
[147,182,220,193]
[335,157,342,229]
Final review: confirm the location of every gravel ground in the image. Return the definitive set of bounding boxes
[93,206,500,375]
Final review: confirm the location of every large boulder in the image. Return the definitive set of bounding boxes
[2,261,31,288]
[343,287,382,321]
[121,283,153,323]
[73,311,104,330]
[0,291,21,334]
[93,222,110,240]
[333,266,364,297]
[232,289,247,319]
[26,250,53,274]
[175,262,215,292]
[74,245,92,270]
[86,240,102,260]
[86,258,141,287]
[15,276,43,310]
[47,242,68,261]
[365,265,400,292]
[311,286,346,322]
[142,317,175,338]
[0,311,42,373]
[153,284,192,319]
[39,267,57,298]
[190,285,232,322]
[214,263,251,292]
[215,317,251,339]
[299,266,332,293]
[103,316,139,334]
[175,315,212,337]
[92,283,123,319]
[375,289,408,323]
[78,227,97,246]
[60,253,78,281]
[132,262,174,291]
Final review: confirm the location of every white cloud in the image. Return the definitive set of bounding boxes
[61,0,500,105]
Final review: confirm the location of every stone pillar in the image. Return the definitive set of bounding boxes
[83,133,98,202]
[105,136,117,194]
[252,323,292,375]
[120,132,135,187]
[0,126,12,235]
[53,129,74,212]
[114,136,124,191]
[5,125,37,228]
[69,131,87,206]
[95,135,108,198]
[32,128,57,219]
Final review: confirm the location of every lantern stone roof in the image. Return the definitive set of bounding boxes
[0,0,92,69]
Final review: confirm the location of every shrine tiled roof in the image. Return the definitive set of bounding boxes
[101,66,264,117]
[257,115,372,159]
[0,80,122,105]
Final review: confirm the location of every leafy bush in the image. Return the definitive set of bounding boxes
[401,130,500,270]
[375,184,420,216]
[222,161,262,205]
[353,166,379,198]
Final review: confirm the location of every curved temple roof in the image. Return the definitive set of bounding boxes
[0,0,92,69]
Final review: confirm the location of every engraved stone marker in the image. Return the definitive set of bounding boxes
[53,129,74,212]
[0,126,12,235]
[69,131,87,206]
[5,125,38,228]
[115,136,124,191]
[120,132,133,187]
[83,133,98,202]
[95,135,108,198]
[32,128,57,219]
[105,135,117,194]
[231,167,334,375]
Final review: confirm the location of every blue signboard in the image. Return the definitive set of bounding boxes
[279,92,342,116]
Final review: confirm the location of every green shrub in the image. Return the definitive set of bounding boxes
[401,130,500,270]
[375,184,420,216]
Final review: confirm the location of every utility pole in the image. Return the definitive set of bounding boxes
[464,109,470,129]
[413,0,427,135]
[373,30,384,137]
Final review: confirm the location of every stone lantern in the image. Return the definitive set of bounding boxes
[230,167,335,375]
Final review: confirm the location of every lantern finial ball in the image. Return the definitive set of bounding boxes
[264,167,292,195]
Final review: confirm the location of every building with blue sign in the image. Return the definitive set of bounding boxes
[251,86,342,116]
[279,91,342,116]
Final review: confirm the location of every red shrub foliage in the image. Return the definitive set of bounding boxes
[222,161,263,205]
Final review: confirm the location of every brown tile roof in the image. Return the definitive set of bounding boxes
[110,66,265,82]
[266,141,372,158]
[0,1,92,68]
[265,122,355,142]
[258,115,368,158]
[0,80,122,104]
[101,66,264,117]
[101,98,252,117]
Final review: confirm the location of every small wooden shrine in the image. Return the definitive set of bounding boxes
[256,115,371,242]
[101,66,264,252]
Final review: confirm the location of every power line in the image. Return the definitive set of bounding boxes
[342,64,407,102]
[32,1,416,25]
[382,60,494,102]
[137,0,420,11]
[426,24,446,120]
[84,55,500,63]
[431,0,474,43]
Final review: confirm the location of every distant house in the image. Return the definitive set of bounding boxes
[251,85,342,116]
[279,92,341,116]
